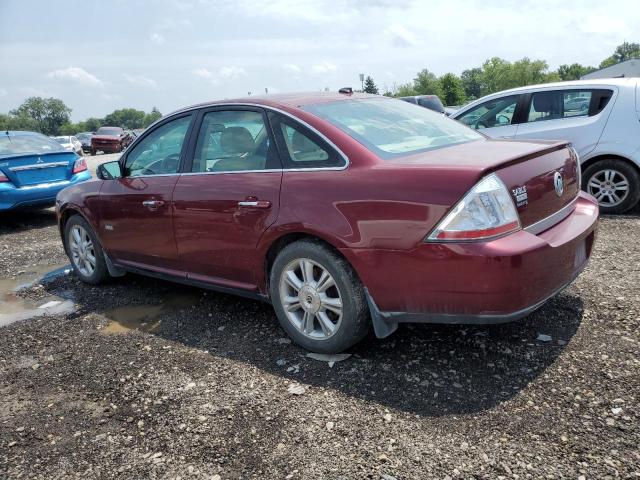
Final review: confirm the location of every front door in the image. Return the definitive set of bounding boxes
[455,94,522,138]
[173,108,282,289]
[98,114,194,274]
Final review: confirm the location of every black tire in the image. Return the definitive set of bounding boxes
[90,149,96,156]
[269,239,370,353]
[582,159,640,214]
[64,215,110,285]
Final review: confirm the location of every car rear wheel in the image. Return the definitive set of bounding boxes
[583,159,640,214]
[65,215,110,285]
[90,149,96,156]
[270,240,370,353]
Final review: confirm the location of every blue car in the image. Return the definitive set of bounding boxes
[0,131,91,211]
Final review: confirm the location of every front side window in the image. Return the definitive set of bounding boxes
[305,98,481,160]
[457,95,519,130]
[124,115,191,177]
[191,110,277,173]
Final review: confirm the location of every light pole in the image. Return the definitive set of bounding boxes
[359,73,364,91]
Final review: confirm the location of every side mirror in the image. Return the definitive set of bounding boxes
[97,160,123,180]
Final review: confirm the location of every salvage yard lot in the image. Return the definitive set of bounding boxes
[1,206,639,478]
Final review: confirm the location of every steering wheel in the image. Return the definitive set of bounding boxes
[475,120,489,129]
[159,153,180,173]
[496,114,510,125]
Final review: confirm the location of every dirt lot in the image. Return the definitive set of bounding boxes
[0,205,639,479]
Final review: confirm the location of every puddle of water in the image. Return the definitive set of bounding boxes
[0,263,73,327]
[100,291,201,335]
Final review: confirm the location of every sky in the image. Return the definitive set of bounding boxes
[0,0,638,121]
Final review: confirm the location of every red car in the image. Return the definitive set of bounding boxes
[56,92,598,353]
[90,126,131,155]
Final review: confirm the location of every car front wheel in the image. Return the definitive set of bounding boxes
[270,240,370,353]
[583,159,640,214]
[65,215,110,284]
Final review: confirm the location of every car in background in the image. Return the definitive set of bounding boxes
[399,95,445,114]
[90,126,132,155]
[0,131,90,211]
[53,135,84,156]
[76,132,93,153]
[56,92,597,353]
[451,78,640,213]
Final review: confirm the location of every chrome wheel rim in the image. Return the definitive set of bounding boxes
[587,169,629,207]
[279,258,343,340]
[69,225,96,277]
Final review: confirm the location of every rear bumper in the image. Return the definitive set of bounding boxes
[344,192,599,337]
[0,171,91,211]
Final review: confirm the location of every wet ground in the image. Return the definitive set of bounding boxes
[0,208,639,479]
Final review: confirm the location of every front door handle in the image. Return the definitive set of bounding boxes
[142,199,165,211]
[238,200,271,208]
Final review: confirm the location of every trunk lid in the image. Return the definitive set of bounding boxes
[395,138,580,229]
[0,151,77,187]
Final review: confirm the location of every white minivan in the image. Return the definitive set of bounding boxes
[452,78,640,213]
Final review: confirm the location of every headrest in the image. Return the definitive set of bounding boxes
[220,127,255,154]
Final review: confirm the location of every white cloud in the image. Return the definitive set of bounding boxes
[150,32,165,45]
[219,66,247,78]
[193,67,214,80]
[123,74,158,87]
[46,67,103,87]
[311,62,338,74]
[384,24,417,47]
[283,64,301,74]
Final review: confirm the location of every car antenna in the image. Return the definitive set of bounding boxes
[5,130,11,142]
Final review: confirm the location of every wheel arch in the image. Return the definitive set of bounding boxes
[581,154,640,176]
[260,229,356,298]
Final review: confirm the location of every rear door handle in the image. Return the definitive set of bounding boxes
[238,200,271,208]
[142,200,165,210]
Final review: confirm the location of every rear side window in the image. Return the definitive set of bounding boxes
[269,113,345,169]
[527,89,613,123]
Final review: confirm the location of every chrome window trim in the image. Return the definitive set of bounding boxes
[9,161,69,172]
[185,103,350,171]
[524,197,578,235]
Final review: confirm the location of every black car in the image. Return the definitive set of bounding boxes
[399,95,445,114]
[75,132,93,153]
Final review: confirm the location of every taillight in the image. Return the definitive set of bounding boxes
[427,173,521,242]
[0,172,9,183]
[73,158,87,174]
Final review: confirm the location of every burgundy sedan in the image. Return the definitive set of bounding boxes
[56,92,598,353]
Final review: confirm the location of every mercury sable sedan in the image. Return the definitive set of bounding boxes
[56,92,598,353]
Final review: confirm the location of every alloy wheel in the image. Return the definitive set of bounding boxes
[279,258,343,340]
[69,225,96,277]
[587,169,629,208]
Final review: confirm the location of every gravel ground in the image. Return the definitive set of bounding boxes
[0,207,639,479]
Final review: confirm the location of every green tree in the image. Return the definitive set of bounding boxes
[10,97,72,135]
[362,76,379,94]
[510,58,558,87]
[557,63,596,81]
[439,73,466,106]
[0,112,37,132]
[143,107,162,127]
[103,108,146,129]
[460,68,483,100]
[395,83,416,97]
[412,69,443,98]
[599,41,640,68]
[84,117,103,132]
[479,57,513,95]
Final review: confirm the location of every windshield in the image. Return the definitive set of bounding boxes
[304,98,481,159]
[0,133,66,157]
[96,127,122,136]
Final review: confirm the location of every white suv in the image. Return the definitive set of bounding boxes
[452,78,640,213]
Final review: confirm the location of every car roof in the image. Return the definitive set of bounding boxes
[168,91,381,117]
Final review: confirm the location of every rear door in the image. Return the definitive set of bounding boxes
[454,94,524,138]
[98,113,194,274]
[173,106,282,289]
[514,88,614,157]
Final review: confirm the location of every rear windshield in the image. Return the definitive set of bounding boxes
[0,133,66,157]
[96,127,122,136]
[304,98,481,159]
[53,136,70,143]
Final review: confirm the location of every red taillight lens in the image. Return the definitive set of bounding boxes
[73,158,87,174]
[0,172,9,183]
